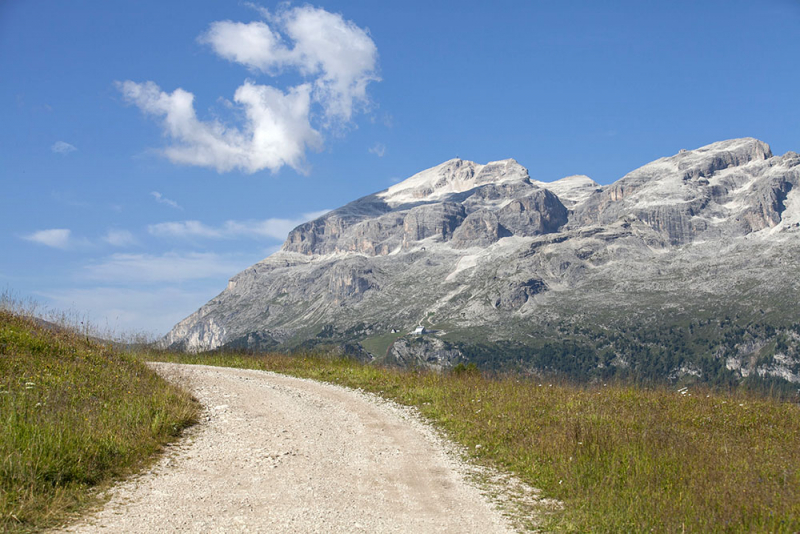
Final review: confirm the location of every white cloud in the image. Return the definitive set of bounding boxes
[369,142,386,157]
[244,2,271,20]
[118,79,321,173]
[221,219,299,240]
[220,214,310,240]
[150,191,182,210]
[119,5,378,174]
[201,6,379,124]
[85,252,250,284]
[51,141,77,154]
[103,229,137,247]
[23,228,73,249]
[280,6,379,123]
[148,210,330,241]
[200,21,290,74]
[24,228,138,249]
[148,220,222,239]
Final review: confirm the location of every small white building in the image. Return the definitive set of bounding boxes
[412,325,426,335]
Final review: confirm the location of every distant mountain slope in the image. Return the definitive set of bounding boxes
[164,138,800,387]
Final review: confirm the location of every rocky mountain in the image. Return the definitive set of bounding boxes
[164,138,800,388]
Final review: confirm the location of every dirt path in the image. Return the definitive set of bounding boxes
[58,363,519,533]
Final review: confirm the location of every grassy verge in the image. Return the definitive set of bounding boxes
[149,350,800,533]
[0,311,199,532]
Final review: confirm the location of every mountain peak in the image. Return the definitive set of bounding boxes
[630,138,770,185]
[571,137,787,244]
[379,157,530,207]
[647,137,772,176]
[533,175,600,207]
[689,137,772,159]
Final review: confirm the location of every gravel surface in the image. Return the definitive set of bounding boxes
[57,363,519,533]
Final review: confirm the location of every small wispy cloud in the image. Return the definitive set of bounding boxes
[148,221,221,239]
[150,191,182,210]
[85,252,250,284]
[39,286,225,336]
[103,229,138,247]
[369,143,386,158]
[24,228,137,250]
[148,210,329,241]
[51,141,77,155]
[23,229,74,249]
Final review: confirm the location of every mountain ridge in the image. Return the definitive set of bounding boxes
[164,138,800,387]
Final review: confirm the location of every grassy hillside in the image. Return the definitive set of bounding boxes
[0,311,198,532]
[151,350,800,533]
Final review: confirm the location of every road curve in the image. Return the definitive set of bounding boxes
[59,363,516,533]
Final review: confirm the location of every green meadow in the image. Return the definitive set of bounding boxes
[151,350,800,533]
[0,311,198,532]
[2,305,799,532]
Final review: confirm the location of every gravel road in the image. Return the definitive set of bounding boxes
[58,363,519,533]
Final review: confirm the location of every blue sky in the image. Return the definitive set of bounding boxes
[2,0,799,336]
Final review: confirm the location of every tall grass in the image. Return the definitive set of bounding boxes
[0,311,198,532]
[150,350,800,533]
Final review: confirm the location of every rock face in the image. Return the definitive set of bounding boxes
[451,210,509,249]
[164,138,800,386]
[497,189,568,236]
[570,138,791,244]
